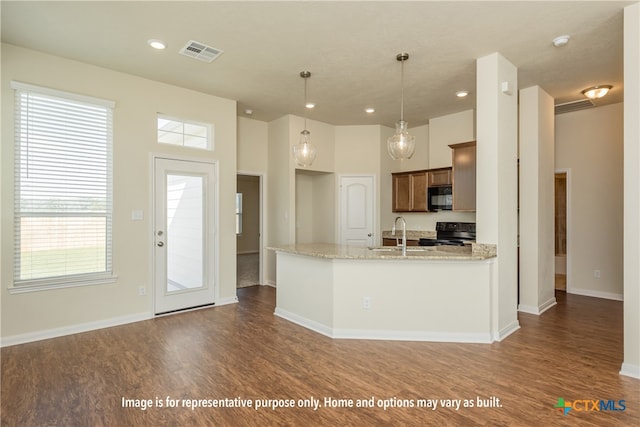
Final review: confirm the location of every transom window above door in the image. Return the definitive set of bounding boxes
[157,114,213,150]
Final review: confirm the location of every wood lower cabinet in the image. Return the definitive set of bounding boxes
[383,238,420,247]
[449,141,476,211]
[392,170,429,212]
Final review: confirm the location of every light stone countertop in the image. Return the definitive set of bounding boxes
[268,242,496,261]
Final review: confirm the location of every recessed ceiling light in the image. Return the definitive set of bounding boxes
[552,35,570,47]
[456,90,469,98]
[305,103,315,109]
[148,39,166,50]
[365,108,375,114]
[244,109,253,115]
[581,85,612,99]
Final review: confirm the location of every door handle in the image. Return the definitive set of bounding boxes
[157,241,164,247]
[367,233,372,237]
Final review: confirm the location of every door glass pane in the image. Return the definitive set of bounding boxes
[166,174,204,293]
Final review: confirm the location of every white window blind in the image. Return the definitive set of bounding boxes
[12,81,115,288]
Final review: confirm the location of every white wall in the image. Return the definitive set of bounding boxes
[555,103,623,299]
[1,44,237,341]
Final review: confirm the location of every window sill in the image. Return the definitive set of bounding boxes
[9,275,118,294]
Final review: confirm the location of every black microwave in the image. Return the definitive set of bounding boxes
[428,186,453,211]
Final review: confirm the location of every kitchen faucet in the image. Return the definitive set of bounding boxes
[391,216,407,256]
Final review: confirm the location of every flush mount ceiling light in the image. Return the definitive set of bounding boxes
[305,102,315,109]
[456,90,469,98]
[292,71,317,168]
[147,39,166,50]
[581,85,612,99]
[365,107,376,114]
[552,35,571,47]
[387,52,416,160]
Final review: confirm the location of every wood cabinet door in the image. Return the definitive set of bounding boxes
[428,168,452,186]
[411,172,428,211]
[392,173,412,212]
[450,141,476,211]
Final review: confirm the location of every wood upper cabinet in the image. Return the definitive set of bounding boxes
[392,170,429,212]
[449,141,476,211]
[428,167,452,187]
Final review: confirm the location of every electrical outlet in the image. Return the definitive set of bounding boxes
[594,270,601,279]
[362,297,371,310]
[138,286,146,296]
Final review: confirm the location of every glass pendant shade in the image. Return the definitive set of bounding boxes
[293,71,316,167]
[387,120,416,160]
[388,52,415,160]
[293,129,317,167]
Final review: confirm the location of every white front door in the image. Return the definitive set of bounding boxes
[339,175,375,246]
[154,158,216,314]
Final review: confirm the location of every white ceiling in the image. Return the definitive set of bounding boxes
[1,1,630,127]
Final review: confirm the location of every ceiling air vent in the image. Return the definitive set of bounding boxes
[554,99,594,115]
[179,40,223,63]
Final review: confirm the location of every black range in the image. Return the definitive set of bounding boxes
[419,222,476,247]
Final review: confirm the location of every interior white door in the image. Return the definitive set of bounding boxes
[339,175,375,246]
[154,158,216,314]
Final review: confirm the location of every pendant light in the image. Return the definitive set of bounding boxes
[293,71,317,167]
[387,52,416,160]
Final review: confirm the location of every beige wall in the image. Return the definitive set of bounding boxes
[1,44,237,341]
[380,119,476,234]
[429,109,475,168]
[238,117,268,173]
[518,86,556,314]
[334,125,382,243]
[556,103,624,299]
[476,52,520,340]
[623,1,640,378]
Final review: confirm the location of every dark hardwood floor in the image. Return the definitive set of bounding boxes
[2,287,638,426]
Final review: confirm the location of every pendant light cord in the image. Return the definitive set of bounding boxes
[303,76,308,130]
[400,58,405,122]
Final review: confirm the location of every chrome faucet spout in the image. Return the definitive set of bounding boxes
[393,216,407,256]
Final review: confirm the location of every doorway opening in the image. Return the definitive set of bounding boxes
[236,174,262,288]
[555,171,568,291]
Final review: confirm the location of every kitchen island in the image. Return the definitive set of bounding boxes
[269,243,500,343]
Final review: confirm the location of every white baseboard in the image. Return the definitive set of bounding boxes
[569,288,623,301]
[1,312,152,348]
[495,320,520,341]
[274,308,333,337]
[274,307,493,343]
[216,296,239,306]
[265,280,276,288]
[518,297,557,315]
[333,328,493,343]
[619,363,640,379]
